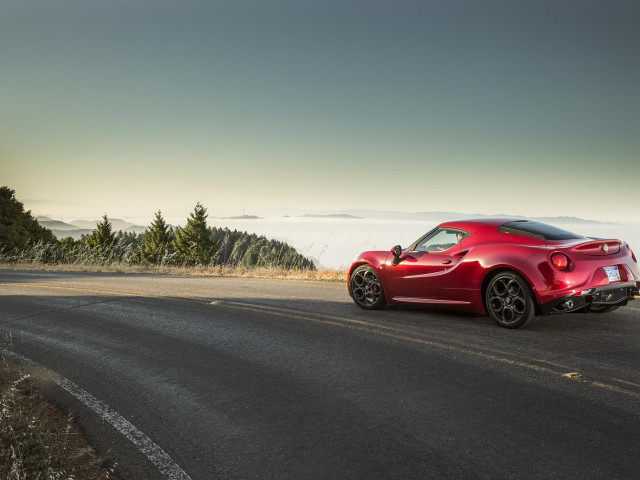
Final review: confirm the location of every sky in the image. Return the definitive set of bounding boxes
[1,0,639,223]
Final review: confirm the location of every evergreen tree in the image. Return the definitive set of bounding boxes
[116,230,142,248]
[209,226,315,269]
[84,214,116,254]
[58,236,78,250]
[173,203,217,265]
[141,210,173,265]
[0,186,56,251]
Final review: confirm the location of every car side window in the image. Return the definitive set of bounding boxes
[415,229,467,253]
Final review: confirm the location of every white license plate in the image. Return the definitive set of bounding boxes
[604,266,621,283]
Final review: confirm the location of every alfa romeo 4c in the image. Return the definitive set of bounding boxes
[348,218,639,328]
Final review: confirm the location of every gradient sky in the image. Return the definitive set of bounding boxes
[1,0,638,222]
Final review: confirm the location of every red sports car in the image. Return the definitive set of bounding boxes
[348,218,640,328]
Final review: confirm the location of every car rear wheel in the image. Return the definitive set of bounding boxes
[589,304,620,313]
[350,264,386,309]
[486,271,538,328]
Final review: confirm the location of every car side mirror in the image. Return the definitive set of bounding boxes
[391,245,402,258]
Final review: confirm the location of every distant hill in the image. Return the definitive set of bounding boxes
[36,216,147,240]
[67,219,101,229]
[36,217,90,239]
[331,210,611,225]
[301,213,363,219]
[221,215,262,220]
[529,216,607,225]
[69,218,146,232]
[37,217,81,231]
[52,228,93,240]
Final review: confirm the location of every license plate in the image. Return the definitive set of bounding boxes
[603,266,621,283]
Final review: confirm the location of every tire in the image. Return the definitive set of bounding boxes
[485,271,539,328]
[589,305,620,313]
[350,264,386,310]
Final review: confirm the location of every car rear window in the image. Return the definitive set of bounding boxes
[498,220,583,240]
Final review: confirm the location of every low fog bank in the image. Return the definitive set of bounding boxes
[207,217,640,269]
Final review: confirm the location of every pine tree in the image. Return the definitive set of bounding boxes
[58,236,77,250]
[173,203,217,265]
[141,210,173,265]
[84,214,116,254]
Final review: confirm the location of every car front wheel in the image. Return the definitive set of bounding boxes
[350,264,386,310]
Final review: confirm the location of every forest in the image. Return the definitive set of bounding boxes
[0,187,315,270]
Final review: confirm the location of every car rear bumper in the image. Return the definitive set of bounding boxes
[539,281,640,315]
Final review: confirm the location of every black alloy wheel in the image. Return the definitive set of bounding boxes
[350,264,386,309]
[486,271,538,328]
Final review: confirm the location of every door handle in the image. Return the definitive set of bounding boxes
[442,259,452,264]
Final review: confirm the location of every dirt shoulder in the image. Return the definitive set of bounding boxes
[0,361,116,479]
[0,262,347,283]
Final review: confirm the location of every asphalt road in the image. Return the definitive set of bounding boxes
[1,270,639,479]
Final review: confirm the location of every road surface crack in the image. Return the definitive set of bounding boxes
[0,298,121,326]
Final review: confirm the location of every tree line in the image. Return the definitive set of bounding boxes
[0,187,315,270]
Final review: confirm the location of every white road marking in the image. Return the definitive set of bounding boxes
[1,349,192,480]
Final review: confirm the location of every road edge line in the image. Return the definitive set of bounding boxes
[1,349,192,480]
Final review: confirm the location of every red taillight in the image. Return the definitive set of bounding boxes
[629,244,637,263]
[551,252,570,271]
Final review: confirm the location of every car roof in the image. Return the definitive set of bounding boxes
[439,218,520,232]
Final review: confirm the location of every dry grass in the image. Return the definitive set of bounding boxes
[0,361,116,480]
[0,262,348,283]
